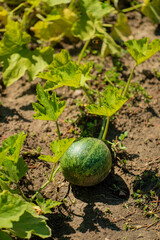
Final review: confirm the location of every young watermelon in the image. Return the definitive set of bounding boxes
[60,137,112,186]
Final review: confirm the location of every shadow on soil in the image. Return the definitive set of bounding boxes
[71,172,130,204]
[133,169,160,196]
[0,105,31,123]
[36,173,130,240]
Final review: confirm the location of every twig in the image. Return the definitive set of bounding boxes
[146,219,160,230]
[113,212,135,223]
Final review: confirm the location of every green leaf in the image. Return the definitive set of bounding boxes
[0,230,12,240]
[125,37,160,65]
[141,0,160,24]
[111,13,131,42]
[42,0,71,6]
[16,157,28,180]
[33,83,66,121]
[39,50,92,90]
[36,197,62,214]
[0,6,8,25]
[0,190,27,229]
[2,47,54,86]
[72,0,114,41]
[100,31,121,56]
[86,86,128,117]
[11,203,51,239]
[31,8,76,42]
[0,20,30,57]
[0,132,26,164]
[2,160,19,183]
[119,131,128,141]
[39,138,75,163]
[0,21,54,86]
[82,0,114,20]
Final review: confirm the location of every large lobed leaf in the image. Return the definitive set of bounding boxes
[39,138,75,163]
[0,21,54,86]
[86,85,128,117]
[111,13,131,43]
[0,190,27,229]
[141,0,160,24]
[31,7,77,42]
[0,132,28,183]
[0,191,51,239]
[125,37,160,65]
[33,83,66,121]
[38,49,92,91]
[72,0,114,41]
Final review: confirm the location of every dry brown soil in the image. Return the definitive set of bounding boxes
[0,11,160,240]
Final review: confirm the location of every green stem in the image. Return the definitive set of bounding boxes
[98,116,106,139]
[68,0,77,9]
[31,165,60,202]
[17,183,30,202]
[122,3,143,13]
[22,0,41,29]
[11,2,26,14]
[82,87,94,104]
[102,117,110,141]
[56,121,61,140]
[122,65,136,97]
[78,39,90,65]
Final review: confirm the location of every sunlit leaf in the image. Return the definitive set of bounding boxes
[39,50,92,90]
[86,85,128,117]
[111,13,131,42]
[0,6,8,25]
[36,197,62,214]
[31,8,76,42]
[125,37,160,65]
[33,83,66,121]
[42,0,71,6]
[39,138,75,163]
[0,21,54,86]
[11,200,51,239]
[0,190,27,229]
[141,0,160,24]
[0,20,30,56]
[1,132,26,163]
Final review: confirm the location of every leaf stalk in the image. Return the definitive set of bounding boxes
[122,64,136,97]
[31,165,60,202]
[78,39,90,65]
[102,116,110,141]
[56,121,61,140]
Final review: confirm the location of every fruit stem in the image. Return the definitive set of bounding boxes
[56,121,61,140]
[98,116,106,139]
[102,116,110,141]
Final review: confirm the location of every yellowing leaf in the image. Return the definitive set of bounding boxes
[0,21,54,86]
[141,0,160,24]
[111,13,131,42]
[86,86,128,117]
[31,8,77,42]
[39,138,75,163]
[38,49,92,90]
[0,6,8,25]
[125,37,160,65]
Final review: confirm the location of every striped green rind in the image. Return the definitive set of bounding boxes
[60,138,112,186]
